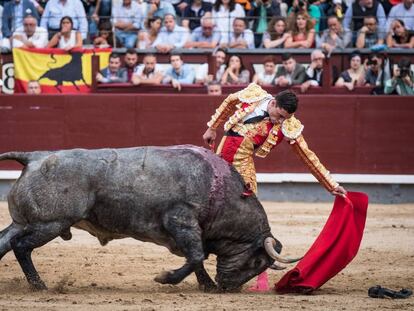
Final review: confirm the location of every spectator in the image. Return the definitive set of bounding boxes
[91,0,112,26]
[96,52,128,83]
[300,49,325,93]
[47,16,83,50]
[93,21,119,48]
[195,47,227,83]
[262,17,288,49]
[219,17,254,49]
[207,80,222,95]
[363,53,388,87]
[355,16,384,48]
[221,54,250,85]
[10,14,48,49]
[137,16,162,49]
[386,0,414,32]
[163,53,195,91]
[132,53,164,85]
[318,15,351,54]
[124,48,139,82]
[289,0,321,32]
[40,0,88,40]
[335,51,365,91]
[111,0,142,48]
[342,0,387,43]
[249,0,281,47]
[152,14,189,53]
[27,80,41,94]
[2,0,39,39]
[273,53,306,87]
[182,0,213,30]
[212,0,245,44]
[386,19,414,48]
[147,0,176,19]
[252,56,276,86]
[384,57,414,95]
[184,13,221,48]
[284,10,316,48]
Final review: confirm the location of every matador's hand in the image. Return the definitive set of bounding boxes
[203,128,217,146]
[332,185,347,198]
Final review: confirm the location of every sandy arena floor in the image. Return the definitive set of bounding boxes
[0,201,413,311]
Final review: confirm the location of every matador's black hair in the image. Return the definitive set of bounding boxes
[275,89,298,114]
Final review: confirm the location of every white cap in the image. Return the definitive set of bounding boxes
[333,0,342,4]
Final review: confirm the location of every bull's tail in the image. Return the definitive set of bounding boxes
[0,151,50,166]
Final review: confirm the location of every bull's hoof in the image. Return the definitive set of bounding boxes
[154,271,178,285]
[29,280,48,291]
[199,283,218,293]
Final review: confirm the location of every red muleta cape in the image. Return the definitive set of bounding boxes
[275,192,369,293]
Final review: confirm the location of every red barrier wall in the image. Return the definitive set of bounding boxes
[1,94,413,174]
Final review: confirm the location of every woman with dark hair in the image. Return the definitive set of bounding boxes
[262,17,288,48]
[137,16,162,49]
[221,54,250,84]
[284,10,315,48]
[386,19,414,49]
[47,16,82,50]
[93,21,119,48]
[335,51,365,91]
[212,0,245,42]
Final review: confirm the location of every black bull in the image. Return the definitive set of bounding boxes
[0,145,298,292]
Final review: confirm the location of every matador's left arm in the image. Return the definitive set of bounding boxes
[282,117,339,193]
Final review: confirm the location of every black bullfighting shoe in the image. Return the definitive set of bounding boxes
[368,285,413,299]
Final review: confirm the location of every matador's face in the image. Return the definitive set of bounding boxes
[267,100,293,125]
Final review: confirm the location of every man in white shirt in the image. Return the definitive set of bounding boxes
[40,0,88,39]
[152,14,189,53]
[11,15,48,48]
[131,54,165,85]
[219,18,254,49]
[111,0,143,48]
[386,0,414,32]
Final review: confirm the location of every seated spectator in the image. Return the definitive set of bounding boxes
[262,17,288,49]
[288,0,321,32]
[273,53,306,87]
[132,54,164,85]
[163,53,195,91]
[249,0,281,48]
[207,80,222,95]
[300,49,325,93]
[219,17,254,49]
[40,0,87,40]
[386,0,414,32]
[335,51,365,91]
[195,48,227,84]
[363,53,390,88]
[10,15,48,49]
[184,13,221,49]
[253,56,277,86]
[284,10,316,48]
[124,49,139,82]
[47,16,83,50]
[182,0,213,30]
[152,14,189,53]
[356,16,384,48]
[386,19,414,48]
[27,80,41,94]
[93,21,119,48]
[318,15,351,54]
[96,52,128,83]
[137,16,162,49]
[147,0,176,19]
[342,0,387,44]
[221,54,250,85]
[384,57,414,95]
[2,0,39,39]
[212,0,245,43]
[111,0,142,48]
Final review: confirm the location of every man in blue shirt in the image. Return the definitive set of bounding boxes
[163,53,195,91]
[147,0,176,19]
[184,14,220,49]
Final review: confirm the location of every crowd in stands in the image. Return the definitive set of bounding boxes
[0,0,413,95]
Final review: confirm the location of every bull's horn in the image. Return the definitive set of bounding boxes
[269,263,286,270]
[264,237,302,264]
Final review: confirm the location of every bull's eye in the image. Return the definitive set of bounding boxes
[254,258,263,268]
